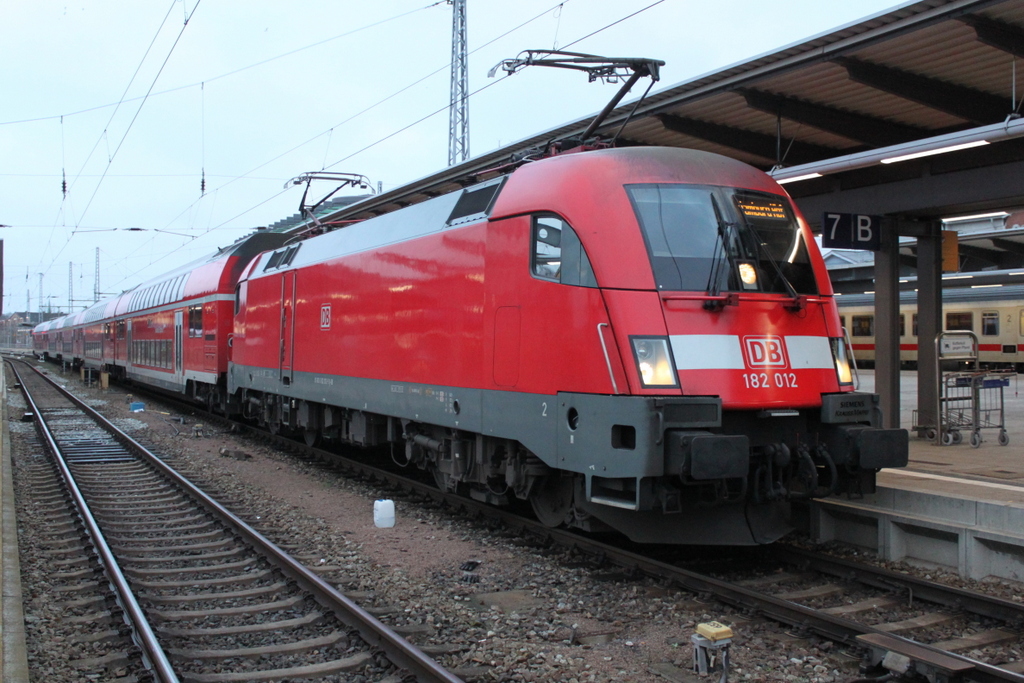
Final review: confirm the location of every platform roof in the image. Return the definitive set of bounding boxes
[317,0,1024,229]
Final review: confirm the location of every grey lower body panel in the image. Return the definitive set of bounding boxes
[229,364,720,480]
[229,364,879,546]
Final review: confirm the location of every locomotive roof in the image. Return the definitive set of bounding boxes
[244,147,801,286]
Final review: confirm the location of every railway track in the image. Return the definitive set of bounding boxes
[9,357,464,683]
[30,361,1024,683]
[114,374,1024,683]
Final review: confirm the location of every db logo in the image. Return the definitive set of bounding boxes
[320,304,331,330]
[742,335,788,368]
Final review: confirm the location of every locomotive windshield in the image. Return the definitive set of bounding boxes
[626,184,818,295]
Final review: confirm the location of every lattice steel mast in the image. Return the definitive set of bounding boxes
[448,0,469,166]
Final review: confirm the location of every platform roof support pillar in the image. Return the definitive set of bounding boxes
[874,219,901,428]
[915,221,943,436]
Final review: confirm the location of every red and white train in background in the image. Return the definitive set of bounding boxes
[838,283,1024,369]
[34,147,907,545]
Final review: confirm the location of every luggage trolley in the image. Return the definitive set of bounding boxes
[968,370,1011,448]
[919,331,1010,448]
[914,331,977,445]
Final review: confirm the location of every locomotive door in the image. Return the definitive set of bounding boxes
[279,271,297,385]
[174,310,184,381]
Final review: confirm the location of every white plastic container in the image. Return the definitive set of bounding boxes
[373,499,395,528]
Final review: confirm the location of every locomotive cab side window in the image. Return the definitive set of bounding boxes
[531,215,597,288]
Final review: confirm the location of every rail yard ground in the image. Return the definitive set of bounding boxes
[4,358,1024,682]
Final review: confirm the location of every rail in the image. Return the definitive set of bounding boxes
[47,357,1024,683]
[10,360,180,683]
[13,359,465,683]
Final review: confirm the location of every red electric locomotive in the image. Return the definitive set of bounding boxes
[228,147,908,545]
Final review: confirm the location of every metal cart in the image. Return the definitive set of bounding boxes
[914,331,1011,448]
[967,371,1011,448]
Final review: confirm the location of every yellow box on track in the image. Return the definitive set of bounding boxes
[696,621,733,641]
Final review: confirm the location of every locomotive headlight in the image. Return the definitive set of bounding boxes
[830,337,854,386]
[737,260,758,290]
[631,337,679,388]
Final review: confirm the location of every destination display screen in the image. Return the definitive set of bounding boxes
[735,196,789,221]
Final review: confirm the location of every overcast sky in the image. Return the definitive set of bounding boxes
[1,0,901,314]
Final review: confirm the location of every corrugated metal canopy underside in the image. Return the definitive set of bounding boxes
[319,0,1024,227]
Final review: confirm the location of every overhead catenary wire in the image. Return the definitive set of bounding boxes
[101,1,576,295]
[38,0,181,289]
[41,1,203,287]
[0,3,444,128]
[201,82,206,195]
[90,1,665,296]
[73,0,204,229]
[135,0,574,246]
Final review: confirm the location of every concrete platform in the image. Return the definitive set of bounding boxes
[812,370,1024,581]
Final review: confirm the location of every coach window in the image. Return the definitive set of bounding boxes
[982,311,999,336]
[531,215,597,287]
[946,311,973,331]
[851,315,873,337]
[839,315,846,330]
[188,305,203,338]
[913,314,918,338]
[899,314,906,337]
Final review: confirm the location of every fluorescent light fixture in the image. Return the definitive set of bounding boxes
[971,284,1002,288]
[942,211,1008,222]
[864,290,875,294]
[943,274,973,280]
[775,172,822,185]
[1010,272,1024,276]
[899,279,909,283]
[881,140,989,164]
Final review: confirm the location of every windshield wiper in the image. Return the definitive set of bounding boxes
[704,194,740,311]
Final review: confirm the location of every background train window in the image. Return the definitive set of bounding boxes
[839,315,845,330]
[912,314,918,337]
[982,311,999,336]
[946,311,973,331]
[851,315,873,337]
[899,314,906,337]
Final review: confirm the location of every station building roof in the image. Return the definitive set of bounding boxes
[317,0,1024,229]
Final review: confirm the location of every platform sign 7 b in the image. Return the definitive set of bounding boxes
[821,212,881,251]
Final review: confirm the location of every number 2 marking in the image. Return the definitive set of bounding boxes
[541,402,548,417]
